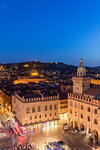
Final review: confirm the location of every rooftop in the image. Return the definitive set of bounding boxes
[84,84,100,99]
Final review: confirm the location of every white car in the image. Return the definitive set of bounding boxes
[70,130,78,134]
[64,125,69,130]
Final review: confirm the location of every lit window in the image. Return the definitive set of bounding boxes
[75,111,77,116]
[25,117,27,121]
[75,103,77,108]
[26,108,30,114]
[30,116,32,120]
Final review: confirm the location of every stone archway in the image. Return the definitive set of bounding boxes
[69,118,73,128]
[74,121,78,129]
[86,126,91,134]
[93,130,98,141]
[80,123,84,131]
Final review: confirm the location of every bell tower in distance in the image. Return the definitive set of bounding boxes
[72,58,91,94]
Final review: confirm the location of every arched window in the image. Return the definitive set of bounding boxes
[49,105,52,110]
[75,111,77,116]
[26,108,30,114]
[70,101,72,106]
[81,105,83,110]
[37,106,41,112]
[75,103,77,108]
[70,109,72,114]
[87,116,90,121]
[88,107,90,112]
[94,109,97,114]
[54,104,57,109]
[32,107,35,113]
[45,105,47,111]
[81,114,83,118]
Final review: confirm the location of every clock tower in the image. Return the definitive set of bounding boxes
[72,58,91,94]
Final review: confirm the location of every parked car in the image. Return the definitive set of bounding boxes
[63,123,70,130]
[69,130,78,134]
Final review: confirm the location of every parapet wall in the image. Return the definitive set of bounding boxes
[15,92,59,103]
[68,93,100,106]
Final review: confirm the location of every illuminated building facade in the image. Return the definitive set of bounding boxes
[59,99,68,121]
[12,93,59,129]
[68,58,100,141]
[59,83,72,121]
[0,90,11,112]
[13,77,47,84]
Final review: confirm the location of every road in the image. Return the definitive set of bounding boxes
[0,123,98,149]
[25,125,94,150]
[0,106,97,150]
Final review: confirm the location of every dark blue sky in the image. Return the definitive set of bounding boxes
[0,0,100,66]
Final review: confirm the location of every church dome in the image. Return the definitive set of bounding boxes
[77,58,86,77]
[77,66,86,71]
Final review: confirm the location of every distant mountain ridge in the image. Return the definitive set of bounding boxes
[1,61,100,74]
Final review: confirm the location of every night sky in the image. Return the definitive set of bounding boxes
[0,0,100,66]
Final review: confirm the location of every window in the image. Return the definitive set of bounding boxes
[87,116,90,121]
[54,104,57,109]
[75,111,77,116]
[35,116,37,119]
[39,115,41,118]
[81,105,83,110]
[50,113,51,117]
[88,107,90,112]
[94,109,97,114]
[26,108,30,114]
[55,113,56,116]
[70,109,72,114]
[37,106,41,112]
[49,105,52,110]
[25,117,27,121]
[70,102,72,106]
[75,103,77,108]
[32,107,35,113]
[45,114,47,117]
[94,119,97,125]
[45,106,47,111]
[81,114,83,118]
[30,116,32,120]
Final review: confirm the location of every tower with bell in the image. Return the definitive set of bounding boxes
[77,58,86,77]
[72,58,91,94]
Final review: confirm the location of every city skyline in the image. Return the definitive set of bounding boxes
[1,0,100,66]
[0,1,100,149]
